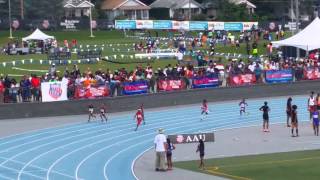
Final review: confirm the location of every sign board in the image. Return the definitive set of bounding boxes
[41,81,68,102]
[60,20,80,30]
[168,132,215,144]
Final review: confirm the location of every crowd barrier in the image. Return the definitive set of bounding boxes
[304,67,320,80]
[0,69,314,103]
[229,73,256,86]
[265,70,293,83]
[74,85,109,99]
[192,75,220,89]
[122,81,148,95]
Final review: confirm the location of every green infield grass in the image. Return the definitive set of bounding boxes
[175,149,320,180]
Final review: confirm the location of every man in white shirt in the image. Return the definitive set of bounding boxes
[154,128,167,171]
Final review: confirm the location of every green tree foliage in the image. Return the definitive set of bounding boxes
[215,0,251,21]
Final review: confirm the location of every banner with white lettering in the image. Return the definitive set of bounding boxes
[168,132,215,144]
[41,81,68,102]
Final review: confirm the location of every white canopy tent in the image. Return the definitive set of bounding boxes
[272,17,320,52]
[22,28,55,42]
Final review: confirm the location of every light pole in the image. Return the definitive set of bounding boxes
[89,2,94,38]
[9,0,13,39]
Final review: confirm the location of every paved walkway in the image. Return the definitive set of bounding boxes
[134,122,320,180]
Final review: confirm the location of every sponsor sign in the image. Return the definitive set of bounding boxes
[168,132,215,144]
[115,20,136,29]
[192,75,219,89]
[75,85,109,99]
[224,22,243,31]
[153,20,172,29]
[123,81,148,95]
[265,70,293,83]
[304,68,320,80]
[189,21,208,30]
[60,20,80,30]
[136,20,153,29]
[172,21,189,30]
[41,81,68,102]
[229,74,256,86]
[157,79,186,91]
[208,22,224,31]
[243,22,258,31]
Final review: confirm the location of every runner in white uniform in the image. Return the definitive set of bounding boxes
[308,92,316,121]
[239,99,248,115]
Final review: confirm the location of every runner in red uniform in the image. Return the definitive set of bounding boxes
[201,99,209,120]
[141,103,146,125]
[134,108,143,131]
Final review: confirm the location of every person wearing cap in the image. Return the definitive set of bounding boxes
[154,128,167,171]
[134,107,143,131]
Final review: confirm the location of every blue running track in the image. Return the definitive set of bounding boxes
[0,95,311,180]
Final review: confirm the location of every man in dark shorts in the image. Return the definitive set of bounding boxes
[291,105,299,137]
[312,110,319,136]
[286,97,292,127]
[259,101,270,132]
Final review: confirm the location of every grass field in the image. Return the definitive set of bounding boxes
[0,29,277,79]
[175,149,320,180]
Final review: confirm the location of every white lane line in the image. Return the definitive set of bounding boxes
[131,147,152,180]
[49,112,242,180]
[0,156,74,180]
[79,117,262,180]
[17,111,200,180]
[0,164,43,180]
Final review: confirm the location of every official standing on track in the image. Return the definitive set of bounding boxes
[196,139,205,170]
[259,101,270,132]
[291,105,299,137]
[154,128,167,172]
[286,97,292,127]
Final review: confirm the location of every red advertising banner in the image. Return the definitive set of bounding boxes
[157,79,186,91]
[229,74,256,86]
[74,85,109,99]
[304,68,320,80]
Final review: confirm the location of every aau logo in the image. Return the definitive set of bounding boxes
[49,83,62,99]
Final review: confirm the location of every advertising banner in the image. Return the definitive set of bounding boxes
[75,85,109,99]
[153,20,172,29]
[229,74,256,86]
[157,79,186,91]
[123,81,148,95]
[208,21,224,31]
[304,68,320,80]
[136,20,153,29]
[192,76,219,89]
[189,21,208,30]
[243,22,258,31]
[172,21,189,30]
[265,70,293,83]
[115,20,136,29]
[41,81,68,102]
[168,132,215,144]
[224,22,243,31]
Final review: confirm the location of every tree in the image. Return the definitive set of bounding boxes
[215,0,251,21]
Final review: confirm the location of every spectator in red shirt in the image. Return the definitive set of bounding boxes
[31,74,41,102]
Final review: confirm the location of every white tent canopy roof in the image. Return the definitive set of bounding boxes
[22,28,55,42]
[272,17,320,51]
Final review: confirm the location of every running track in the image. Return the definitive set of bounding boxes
[0,95,310,180]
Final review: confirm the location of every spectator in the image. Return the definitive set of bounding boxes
[31,74,41,102]
[154,128,167,172]
[166,138,175,170]
[196,139,205,170]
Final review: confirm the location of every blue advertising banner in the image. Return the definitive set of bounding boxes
[265,70,293,83]
[224,22,243,31]
[123,81,148,95]
[115,20,136,29]
[192,75,219,89]
[189,21,208,30]
[153,20,172,29]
